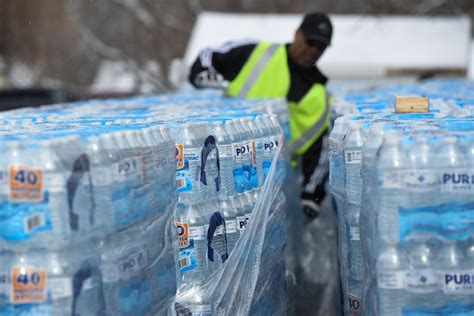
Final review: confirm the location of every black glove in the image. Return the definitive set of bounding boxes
[302,199,320,221]
[194,70,228,90]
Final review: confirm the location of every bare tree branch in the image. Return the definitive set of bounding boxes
[113,0,156,29]
[64,0,169,92]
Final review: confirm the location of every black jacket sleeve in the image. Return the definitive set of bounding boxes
[188,41,257,87]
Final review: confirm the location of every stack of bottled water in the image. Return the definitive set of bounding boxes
[0,121,178,315]
[0,91,289,315]
[329,78,474,315]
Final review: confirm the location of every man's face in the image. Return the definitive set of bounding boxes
[292,29,323,68]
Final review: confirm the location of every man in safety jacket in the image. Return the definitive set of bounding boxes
[189,12,333,219]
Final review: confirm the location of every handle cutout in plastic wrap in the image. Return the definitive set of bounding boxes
[200,135,221,192]
[66,154,96,231]
[72,259,105,315]
[207,211,228,263]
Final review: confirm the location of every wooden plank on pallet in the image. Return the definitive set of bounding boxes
[395,96,429,113]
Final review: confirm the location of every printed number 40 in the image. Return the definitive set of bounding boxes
[349,297,360,311]
[17,271,41,285]
[14,170,38,185]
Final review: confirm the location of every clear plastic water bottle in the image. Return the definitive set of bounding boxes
[0,245,103,315]
[406,137,438,209]
[176,203,208,290]
[377,246,408,316]
[170,123,204,205]
[329,115,349,196]
[234,118,255,191]
[405,241,439,308]
[243,117,262,189]
[225,120,245,194]
[344,121,365,205]
[261,114,280,183]
[433,241,466,308]
[254,115,270,186]
[85,135,114,232]
[0,139,73,250]
[235,193,252,233]
[377,131,408,244]
[435,136,469,205]
[217,198,239,255]
[100,218,171,315]
[211,121,234,199]
[175,202,212,314]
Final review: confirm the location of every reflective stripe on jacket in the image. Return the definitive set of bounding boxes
[227,42,331,155]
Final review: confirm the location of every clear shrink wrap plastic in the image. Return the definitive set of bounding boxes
[0,92,289,316]
[329,78,474,316]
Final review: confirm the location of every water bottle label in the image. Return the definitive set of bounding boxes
[175,144,184,169]
[441,171,474,193]
[243,164,258,189]
[250,141,256,164]
[441,270,474,295]
[262,160,272,181]
[348,294,361,315]
[214,224,225,236]
[177,222,195,271]
[23,213,46,235]
[226,220,237,233]
[256,140,264,152]
[237,215,250,232]
[107,247,148,281]
[115,157,142,182]
[9,165,44,202]
[399,202,474,241]
[380,170,404,189]
[189,225,206,240]
[264,138,279,154]
[184,148,201,162]
[405,170,437,190]
[91,166,114,186]
[212,144,232,159]
[44,173,66,193]
[349,226,360,241]
[0,191,53,241]
[177,222,190,248]
[232,143,241,162]
[377,270,405,289]
[49,277,72,300]
[176,167,192,192]
[11,266,47,303]
[402,303,474,316]
[233,167,245,193]
[178,240,197,272]
[405,269,439,293]
[234,142,250,162]
[345,150,362,164]
[176,147,201,192]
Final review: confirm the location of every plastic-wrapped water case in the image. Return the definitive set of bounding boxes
[0,90,290,315]
[329,78,474,316]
